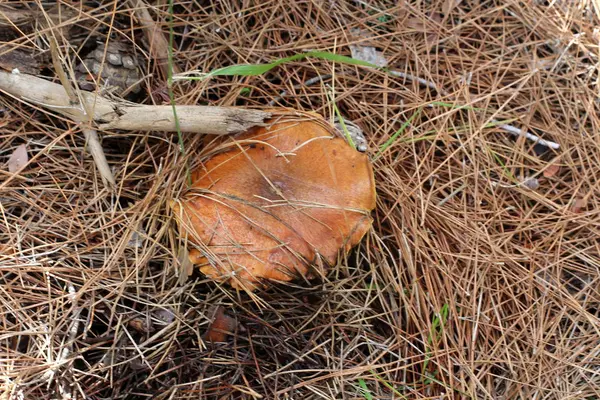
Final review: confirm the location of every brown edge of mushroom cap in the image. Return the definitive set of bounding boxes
[171,111,376,291]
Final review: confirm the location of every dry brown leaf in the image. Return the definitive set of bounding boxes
[426,33,440,48]
[407,17,427,31]
[572,198,586,213]
[7,143,28,173]
[543,163,560,178]
[407,12,442,30]
[205,306,237,343]
[349,29,388,67]
[0,50,41,74]
[127,226,146,248]
[128,318,149,333]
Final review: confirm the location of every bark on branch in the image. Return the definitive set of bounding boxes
[0,70,272,135]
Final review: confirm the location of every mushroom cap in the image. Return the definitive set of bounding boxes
[172,115,376,291]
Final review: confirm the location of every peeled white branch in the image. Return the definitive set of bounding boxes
[495,121,560,150]
[0,70,272,135]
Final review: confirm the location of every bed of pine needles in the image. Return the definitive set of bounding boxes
[1,1,600,399]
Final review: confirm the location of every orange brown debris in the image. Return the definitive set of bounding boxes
[204,306,237,343]
[172,114,376,291]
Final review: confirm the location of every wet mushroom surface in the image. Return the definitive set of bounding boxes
[172,114,376,291]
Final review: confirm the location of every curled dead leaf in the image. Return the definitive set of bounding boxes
[443,0,463,15]
[128,317,150,333]
[152,308,176,325]
[7,143,28,173]
[572,198,586,213]
[543,163,560,178]
[407,13,442,49]
[407,12,442,31]
[348,29,388,69]
[127,226,146,248]
[204,306,237,343]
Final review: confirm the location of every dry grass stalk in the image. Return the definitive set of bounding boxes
[1,1,600,399]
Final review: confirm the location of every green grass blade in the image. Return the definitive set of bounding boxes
[167,0,183,154]
[325,87,356,150]
[305,50,379,67]
[375,108,422,159]
[369,371,407,398]
[422,303,450,384]
[429,303,449,345]
[429,101,485,112]
[183,50,381,81]
[357,379,374,400]
[206,59,293,77]
[168,0,189,184]
[488,149,517,182]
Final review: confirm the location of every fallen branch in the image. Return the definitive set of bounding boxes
[0,69,272,135]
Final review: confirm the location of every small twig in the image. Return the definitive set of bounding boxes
[48,33,116,188]
[437,183,467,206]
[269,74,332,106]
[129,0,179,79]
[494,121,560,149]
[82,128,116,187]
[61,283,82,362]
[388,69,449,96]
[47,282,82,400]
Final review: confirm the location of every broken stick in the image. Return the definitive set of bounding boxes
[0,70,272,135]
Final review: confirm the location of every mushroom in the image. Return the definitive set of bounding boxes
[171,112,376,291]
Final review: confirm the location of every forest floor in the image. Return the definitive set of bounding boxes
[1,1,599,399]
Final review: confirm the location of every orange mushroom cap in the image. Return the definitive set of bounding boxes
[172,114,376,291]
